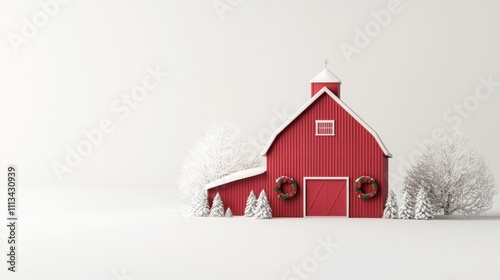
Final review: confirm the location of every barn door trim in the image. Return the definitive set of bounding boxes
[303,177,350,218]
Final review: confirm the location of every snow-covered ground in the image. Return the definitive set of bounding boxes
[1,188,499,280]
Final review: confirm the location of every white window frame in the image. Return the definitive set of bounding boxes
[315,120,335,136]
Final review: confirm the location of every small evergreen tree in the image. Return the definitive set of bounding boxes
[190,190,209,217]
[209,193,224,217]
[414,187,434,220]
[225,208,233,217]
[254,190,272,219]
[244,190,257,217]
[383,190,399,219]
[398,189,414,219]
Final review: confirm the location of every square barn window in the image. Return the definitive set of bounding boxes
[315,120,335,136]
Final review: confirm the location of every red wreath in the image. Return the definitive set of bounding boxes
[274,176,298,200]
[354,176,378,200]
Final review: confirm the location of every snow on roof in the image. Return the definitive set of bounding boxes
[310,69,341,83]
[205,166,266,190]
[260,87,392,157]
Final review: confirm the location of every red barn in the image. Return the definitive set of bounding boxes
[206,68,392,218]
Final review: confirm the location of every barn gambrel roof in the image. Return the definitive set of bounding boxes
[260,87,392,157]
[205,87,392,190]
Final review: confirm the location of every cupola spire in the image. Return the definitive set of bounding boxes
[310,61,341,98]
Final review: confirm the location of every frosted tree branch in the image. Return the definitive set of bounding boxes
[403,127,497,216]
[178,121,263,198]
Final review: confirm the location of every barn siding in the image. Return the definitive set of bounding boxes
[208,93,389,218]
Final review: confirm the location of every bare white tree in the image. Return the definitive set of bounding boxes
[178,121,262,198]
[403,127,496,216]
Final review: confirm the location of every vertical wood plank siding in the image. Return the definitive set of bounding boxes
[208,94,389,218]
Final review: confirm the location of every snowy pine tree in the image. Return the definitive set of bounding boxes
[383,190,399,219]
[398,189,414,219]
[254,190,272,219]
[414,187,434,220]
[209,193,224,217]
[190,190,209,217]
[225,208,233,218]
[244,190,257,217]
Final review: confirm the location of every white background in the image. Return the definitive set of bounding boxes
[0,1,499,279]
